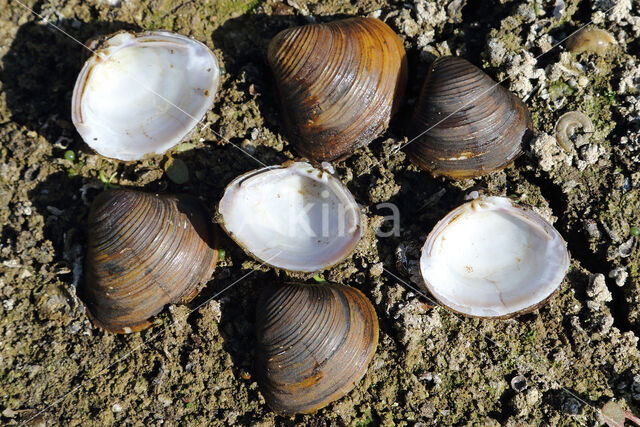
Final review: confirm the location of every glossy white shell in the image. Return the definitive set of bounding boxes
[218,162,362,272]
[71,31,220,161]
[420,196,569,318]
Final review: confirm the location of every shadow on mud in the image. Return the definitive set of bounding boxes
[1,11,138,138]
[211,12,321,157]
[191,268,292,424]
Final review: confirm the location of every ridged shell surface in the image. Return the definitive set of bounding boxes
[268,17,408,161]
[406,56,533,179]
[255,282,379,414]
[81,189,218,333]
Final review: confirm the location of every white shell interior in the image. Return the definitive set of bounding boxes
[72,31,220,161]
[219,162,362,272]
[420,197,569,318]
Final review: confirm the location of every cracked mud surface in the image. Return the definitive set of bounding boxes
[1,0,639,424]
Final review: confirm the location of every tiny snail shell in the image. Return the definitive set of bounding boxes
[406,56,533,179]
[268,17,408,162]
[566,27,616,55]
[80,189,218,333]
[554,111,593,151]
[255,282,379,414]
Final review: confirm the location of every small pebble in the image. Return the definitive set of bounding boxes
[66,322,82,335]
[240,139,257,155]
[526,388,540,406]
[158,395,172,406]
[608,267,628,287]
[577,75,589,87]
[174,142,195,152]
[464,190,479,200]
[3,259,20,268]
[46,206,64,216]
[583,219,601,239]
[594,313,614,334]
[619,237,636,258]
[578,144,600,165]
[369,262,383,277]
[586,274,612,304]
[64,150,76,162]
[561,397,582,415]
[321,162,335,174]
[553,0,565,17]
[602,222,620,242]
[419,372,433,381]
[164,158,189,184]
[632,375,640,401]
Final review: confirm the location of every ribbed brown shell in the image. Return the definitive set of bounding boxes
[268,17,408,162]
[255,282,379,415]
[406,56,533,179]
[80,189,218,333]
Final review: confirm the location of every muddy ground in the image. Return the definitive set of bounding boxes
[1,0,640,424]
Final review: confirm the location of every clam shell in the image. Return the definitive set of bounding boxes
[217,162,362,273]
[406,56,533,179]
[71,31,220,161]
[268,17,408,161]
[81,189,218,333]
[255,282,379,414]
[419,196,569,318]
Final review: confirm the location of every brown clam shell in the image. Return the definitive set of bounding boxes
[406,56,533,179]
[268,17,408,162]
[255,282,379,415]
[80,189,218,333]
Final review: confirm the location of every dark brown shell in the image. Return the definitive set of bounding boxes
[268,17,408,162]
[255,282,379,415]
[80,189,218,333]
[406,56,533,179]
